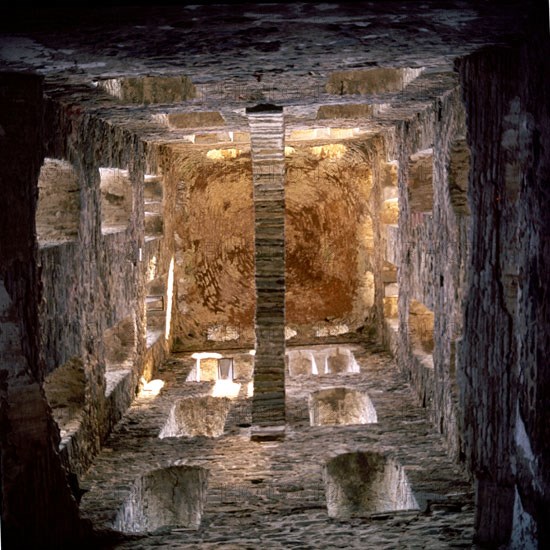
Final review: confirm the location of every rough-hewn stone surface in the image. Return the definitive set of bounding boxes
[0,71,174,542]
[113,465,209,533]
[375,75,471,468]
[0,2,545,547]
[168,138,384,349]
[79,346,475,548]
[0,72,85,549]
[457,28,550,548]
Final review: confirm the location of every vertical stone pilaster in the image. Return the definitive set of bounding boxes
[246,104,286,440]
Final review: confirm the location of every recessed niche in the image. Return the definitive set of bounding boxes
[287,347,360,376]
[382,161,399,188]
[384,223,398,265]
[153,111,225,128]
[187,353,235,382]
[159,396,231,438]
[316,103,373,120]
[145,211,163,238]
[448,138,470,216]
[97,75,196,104]
[144,174,163,240]
[323,452,418,518]
[144,174,163,200]
[146,277,166,340]
[36,158,80,245]
[99,168,132,234]
[287,350,317,376]
[103,315,136,396]
[113,465,208,533]
[205,147,242,160]
[327,348,360,374]
[408,149,433,214]
[232,353,254,381]
[381,197,399,224]
[326,67,423,96]
[408,300,434,355]
[217,358,234,380]
[43,357,85,445]
[146,259,173,347]
[382,261,397,284]
[285,326,298,340]
[309,387,377,426]
[382,263,398,319]
[383,281,399,320]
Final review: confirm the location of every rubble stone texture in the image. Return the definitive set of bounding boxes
[0,2,548,548]
[79,348,476,548]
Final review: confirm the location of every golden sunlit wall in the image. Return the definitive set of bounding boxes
[169,139,385,348]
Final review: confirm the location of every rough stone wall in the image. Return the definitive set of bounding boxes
[39,242,82,374]
[33,82,169,482]
[367,135,392,345]
[0,72,84,548]
[392,79,470,459]
[42,100,123,476]
[285,140,382,340]
[394,107,436,418]
[170,146,255,348]
[171,137,383,349]
[148,145,178,352]
[431,88,470,460]
[457,32,550,547]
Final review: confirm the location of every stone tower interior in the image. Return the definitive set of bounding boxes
[0,2,549,548]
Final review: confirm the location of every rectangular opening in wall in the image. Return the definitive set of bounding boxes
[384,224,399,266]
[408,149,433,214]
[113,465,208,534]
[100,168,133,234]
[381,180,400,266]
[217,358,234,380]
[103,314,137,396]
[381,186,399,225]
[43,357,85,448]
[146,295,165,312]
[408,299,434,357]
[383,262,398,319]
[144,174,164,240]
[146,277,166,347]
[36,158,80,245]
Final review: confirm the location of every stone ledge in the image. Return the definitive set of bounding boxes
[250,424,286,442]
